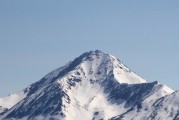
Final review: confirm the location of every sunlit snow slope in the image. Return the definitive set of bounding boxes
[0,50,178,120]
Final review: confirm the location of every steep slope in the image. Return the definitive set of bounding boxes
[0,92,26,110]
[0,107,4,114]
[151,91,179,120]
[111,91,179,120]
[110,84,175,120]
[0,50,177,120]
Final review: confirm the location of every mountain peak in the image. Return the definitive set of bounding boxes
[42,50,147,85]
[79,50,107,61]
[89,49,104,54]
[55,50,147,84]
[0,50,177,120]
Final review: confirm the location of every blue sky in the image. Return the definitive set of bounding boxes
[0,0,179,97]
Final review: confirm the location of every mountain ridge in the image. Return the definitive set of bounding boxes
[0,50,178,120]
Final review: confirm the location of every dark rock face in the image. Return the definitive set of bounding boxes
[5,84,65,119]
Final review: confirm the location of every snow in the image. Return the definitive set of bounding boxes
[0,50,177,120]
[161,84,174,95]
[0,91,26,109]
[59,77,125,120]
[54,51,149,120]
[109,55,147,84]
[65,51,147,84]
[114,83,176,120]
[152,91,179,119]
[0,106,4,113]
[45,61,71,80]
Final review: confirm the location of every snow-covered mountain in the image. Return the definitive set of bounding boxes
[0,50,178,120]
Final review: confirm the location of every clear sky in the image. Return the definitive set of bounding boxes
[0,0,179,97]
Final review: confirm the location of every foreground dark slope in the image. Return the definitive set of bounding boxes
[0,50,178,120]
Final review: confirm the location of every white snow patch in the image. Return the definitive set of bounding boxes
[0,92,26,109]
[109,55,147,84]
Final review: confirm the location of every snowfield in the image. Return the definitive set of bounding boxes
[0,50,178,120]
